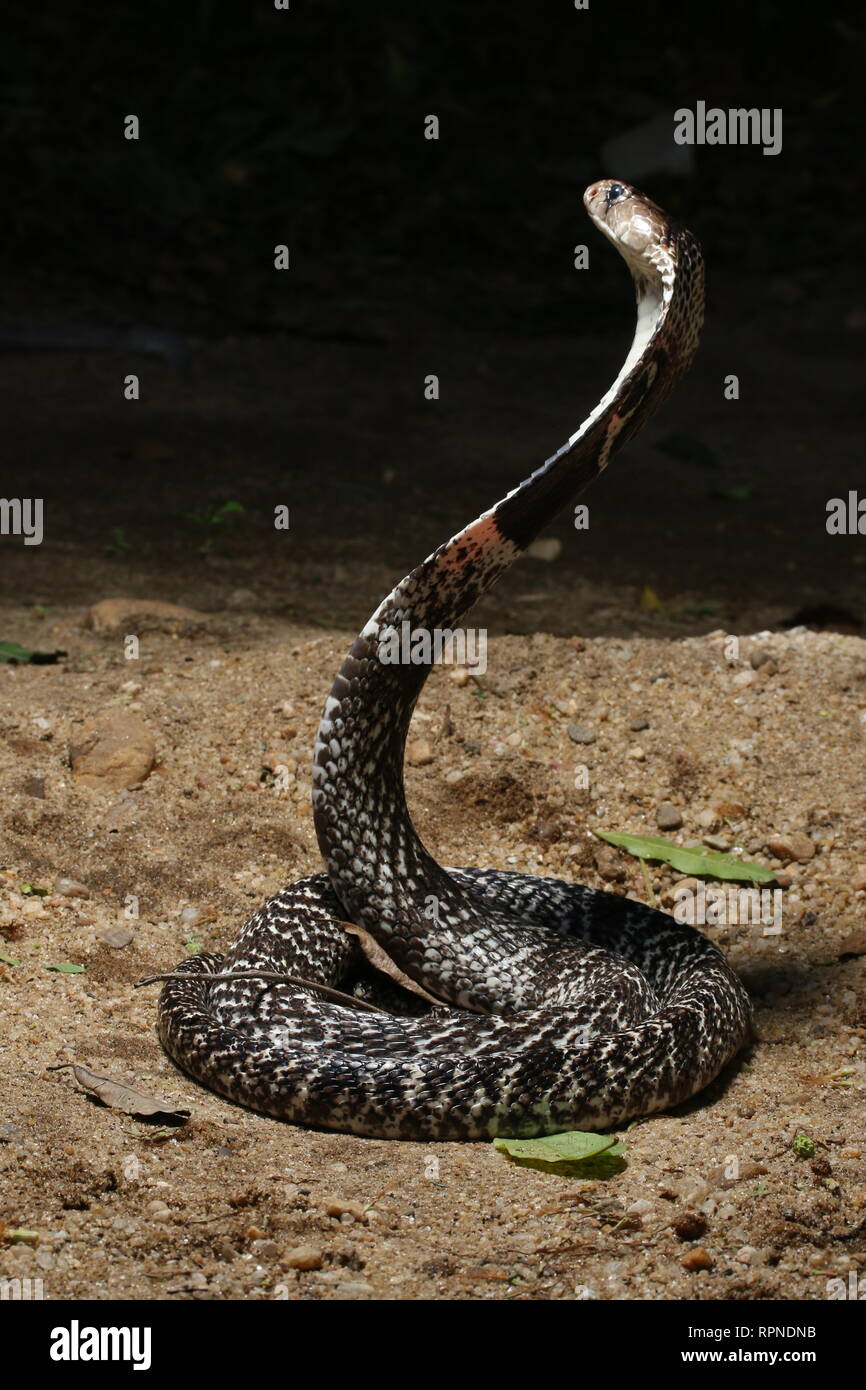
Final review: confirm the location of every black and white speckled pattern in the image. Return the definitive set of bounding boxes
[158,181,751,1139]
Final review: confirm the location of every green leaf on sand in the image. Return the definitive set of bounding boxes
[0,641,66,665]
[494,1131,626,1176]
[0,950,20,966]
[45,961,86,974]
[593,831,776,884]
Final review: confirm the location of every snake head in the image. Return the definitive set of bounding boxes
[584,179,671,265]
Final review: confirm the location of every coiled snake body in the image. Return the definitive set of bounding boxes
[158,181,751,1140]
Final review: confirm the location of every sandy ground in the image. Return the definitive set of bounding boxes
[1,598,864,1302]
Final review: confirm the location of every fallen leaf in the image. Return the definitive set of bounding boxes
[593,830,776,884]
[339,922,449,1008]
[67,1064,190,1121]
[494,1131,626,1176]
[0,641,66,664]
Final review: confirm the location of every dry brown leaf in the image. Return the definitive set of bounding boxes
[69,1064,190,1121]
[339,922,447,1007]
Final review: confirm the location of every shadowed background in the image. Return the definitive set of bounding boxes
[1,0,862,637]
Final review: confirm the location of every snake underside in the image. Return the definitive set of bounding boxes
[158,180,752,1140]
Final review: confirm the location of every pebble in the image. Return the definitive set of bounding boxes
[97,926,134,949]
[567,724,596,745]
[627,1198,654,1216]
[680,1246,713,1271]
[626,746,645,760]
[69,711,156,791]
[731,669,755,687]
[331,1280,375,1298]
[850,868,866,892]
[656,802,683,830]
[449,667,471,687]
[673,1211,708,1242]
[628,716,650,731]
[765,831,815,863]
[702,835,731,852]
[180,907,201,926]
[281,1245,324,1271]
[594,848,626,883]
[55,878,90,898]
[406,739,434,767]
[734,1246,764,1265]
[323,1195,368,1223]
[749,648,773,668]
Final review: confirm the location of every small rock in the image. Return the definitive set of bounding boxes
[765,831,815,863]
[406,739,435,767]
[69,711,156,790]
[673,1211,708,1242]
[260,748,294,774]
[680,1246,713,1271]
[322,1195,368,1223]
[84,598,208,635]
[527,538,562,562]
[180,907,200,926]
[731,669,755,687]
[281,1245,324,1271]
[703,835,731,852]
[628,716,650,731]
[626,746,645,760]
[850,868,866,892]
[23,777,46,799]
[567,724,596,745]
[697,808,719,831]
[656,802,683,830]
[333,1280,375,1298]
[627,1198,654,1216]
[734,1245,763,1265]
[449,667,471,687]
[749,648,773,669]
[97,926,134,949]
[594,848,626,883]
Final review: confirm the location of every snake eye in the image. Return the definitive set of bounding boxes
[607,182,626,203]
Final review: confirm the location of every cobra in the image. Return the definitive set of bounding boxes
[157,180,751,1140]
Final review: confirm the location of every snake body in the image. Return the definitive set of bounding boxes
[158,181,751,1140]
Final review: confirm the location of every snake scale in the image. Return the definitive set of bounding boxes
[158,180,752,1140]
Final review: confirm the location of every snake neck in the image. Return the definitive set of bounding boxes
[311,202,704,986]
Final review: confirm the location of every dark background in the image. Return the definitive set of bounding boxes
[1,0,863,636]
